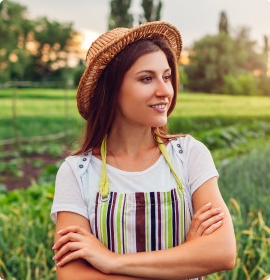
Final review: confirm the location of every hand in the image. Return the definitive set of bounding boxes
[186,202,224,242]
[52,225,117,274]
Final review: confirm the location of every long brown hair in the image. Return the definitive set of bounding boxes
[74,37,179,155]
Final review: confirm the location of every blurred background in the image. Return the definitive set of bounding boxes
[0,1,270,279]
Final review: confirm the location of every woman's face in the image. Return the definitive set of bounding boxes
[115,50,174,129]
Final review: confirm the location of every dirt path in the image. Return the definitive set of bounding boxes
[1,145,67,191]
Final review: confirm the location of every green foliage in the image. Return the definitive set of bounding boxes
[32,17,76,80]
[222,73,257,95]
[185,33,237,93]
[108,0,133,29]
[169,93,270,135]
[195,121,270,151]
[0,184,56,279]
[217,146,270,220]
[257,75,270,96]
[218,11,229,35]
[178,66,188,90]
[73,62,86,87]
[0,89,270,279]
[0,0,33,82]
[139,0,162,23]
[0,88,83,140]
[207,200,270,279]
[1,161,269,279]
[185,27,267,94]
[0,0,77,83]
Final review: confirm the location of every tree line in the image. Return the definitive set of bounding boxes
[184,11,270,96]
[0,0,269,95]
[0,0,82,84]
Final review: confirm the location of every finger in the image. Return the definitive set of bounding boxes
[53,232,83,250]
[197,212,224,236]
[53,241,82,262]
[195,202,212,216]
[190,203,213,231]
[57,225,89,236]
[55,247,85,267]
[203,220,223,235]
[192,205,222,233]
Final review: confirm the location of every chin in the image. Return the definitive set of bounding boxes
[151,119,168,128]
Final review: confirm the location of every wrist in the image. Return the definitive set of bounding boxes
[109,253,124,275]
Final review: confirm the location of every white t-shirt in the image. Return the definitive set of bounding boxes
[51,135,219,223]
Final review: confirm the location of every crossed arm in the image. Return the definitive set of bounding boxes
[53,177,236,280]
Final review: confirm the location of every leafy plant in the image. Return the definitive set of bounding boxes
[0,184,56,279]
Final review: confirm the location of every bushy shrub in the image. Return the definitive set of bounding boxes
[257,75,270,96]
[222,73,258,95]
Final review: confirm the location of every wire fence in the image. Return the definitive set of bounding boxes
[0,81,76,148]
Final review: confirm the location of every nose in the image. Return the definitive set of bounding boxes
[155,78,174,98]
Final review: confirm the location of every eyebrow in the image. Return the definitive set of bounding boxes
[135,68,171,75]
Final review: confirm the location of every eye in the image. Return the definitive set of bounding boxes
[163,74,172,82]
[140,76,152,83]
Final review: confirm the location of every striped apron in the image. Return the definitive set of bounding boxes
[92,137,201,279]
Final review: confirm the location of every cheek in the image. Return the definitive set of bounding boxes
[168,87,176,112]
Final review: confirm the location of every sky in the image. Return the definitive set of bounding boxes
[9,0,270,49]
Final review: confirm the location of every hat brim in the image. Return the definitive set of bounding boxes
[77,21,182,120]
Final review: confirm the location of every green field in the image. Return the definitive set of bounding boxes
[1,88,270,139]
[0,88,270,279]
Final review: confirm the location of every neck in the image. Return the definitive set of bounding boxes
[107,127,156,157]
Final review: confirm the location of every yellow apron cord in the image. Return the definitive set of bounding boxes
[99,136,110,199]
[99,136,184,199]
[156,136,184,193]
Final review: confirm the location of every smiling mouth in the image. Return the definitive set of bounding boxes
[150,104,166,109]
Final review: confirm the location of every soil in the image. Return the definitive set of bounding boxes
[1,145,68,192]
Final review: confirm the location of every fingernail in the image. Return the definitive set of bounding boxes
[57,229,63,234]
[216,207,222,211]
[218,212,224,217]
[205,202,211,207]
[52,244,56,250]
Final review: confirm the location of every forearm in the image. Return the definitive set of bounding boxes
[57,259,149,280]
[112,221,236,279]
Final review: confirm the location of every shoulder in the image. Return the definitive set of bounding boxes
[64,152,92,173]
[170,135,209,157]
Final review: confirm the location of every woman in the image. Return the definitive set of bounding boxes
[51,21,236,279]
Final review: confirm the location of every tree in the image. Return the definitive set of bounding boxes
[185,33,236,93]
[32,17,76,80]
[185,10,267,94]
[0,0,77,83]
[0,0,33,82]
[139,0,162,23]
[185,29,266,94]
[263,35,269,75]
[108,0,133,29]
[233,27,266,74]
[219,11,229,35]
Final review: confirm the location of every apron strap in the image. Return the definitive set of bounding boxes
[156,136,184,193]
[99,136,184,199]
[99,135,110,200]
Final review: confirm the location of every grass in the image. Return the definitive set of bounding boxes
[217,145,270,220]
[175,92,270,119]
[0,88,270,279]
[0,184,56,280]
[0,182,269,280]
[1,88,270,140]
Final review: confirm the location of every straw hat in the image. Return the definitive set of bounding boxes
[77,21,182,120]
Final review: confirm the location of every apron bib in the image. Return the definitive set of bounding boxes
[90,137,202,279]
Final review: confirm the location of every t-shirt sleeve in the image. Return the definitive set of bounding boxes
[50,161,88,224]
[184,137,219,195]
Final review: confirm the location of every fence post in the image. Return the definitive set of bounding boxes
[12,82,20,150]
